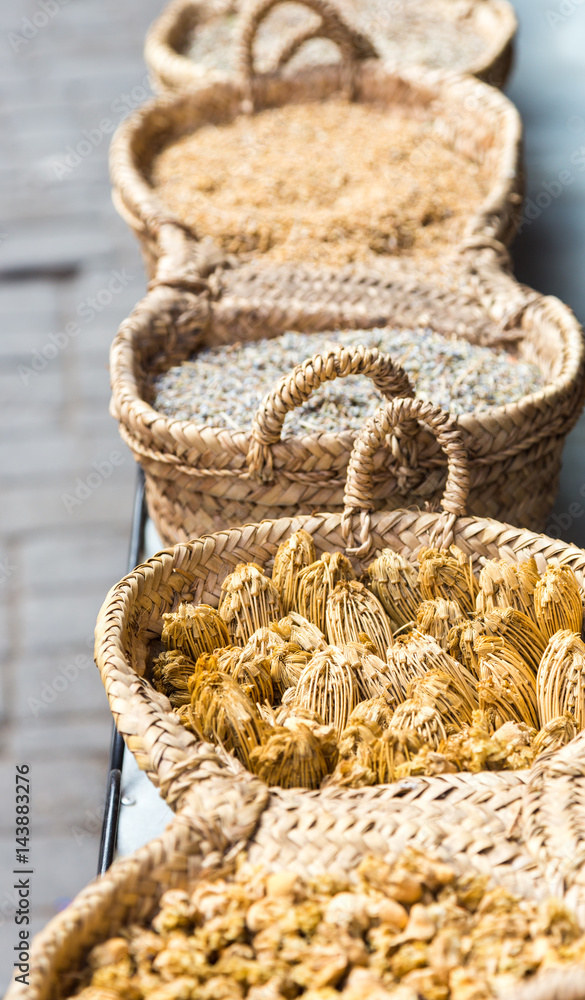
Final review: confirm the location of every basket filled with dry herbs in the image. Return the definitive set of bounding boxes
[145,0,517,96]
[111,0,523,281]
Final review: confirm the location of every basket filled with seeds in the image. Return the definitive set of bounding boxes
[11,798,585,1000]
[111,0,523,282]
[144,0,517,96]
[93,398,585,921]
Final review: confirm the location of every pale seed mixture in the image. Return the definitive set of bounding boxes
[151,100,488,267]
[152,328,545,435]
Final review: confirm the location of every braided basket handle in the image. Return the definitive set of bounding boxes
[237,0,377,89]
[342,397,470,556]
[246,345,415,483]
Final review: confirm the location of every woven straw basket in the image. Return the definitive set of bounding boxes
[144,0,517,95]
[111,0,523,283]
[110,252,585,543]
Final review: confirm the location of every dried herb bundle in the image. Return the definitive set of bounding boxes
[533,713,579,755]
[390,699,447,749]
[325,580,394,659]
[152,649,198,708]
[408,668,476,729]
[249,723,333,790]
[366,549,421,631]
[270,612,328,652]
[214,645,274,706]
[388,632,477,708]
[418,545,479,615]
[343,641,400,705]
[481,607,547,677]
[534,565,583,640]
[476,557,539,621]
[161,602,229,660]
[372,727,423,783]
[537,629,585,730]
[348,696,396,731]
[293,646,361,732]
[186,670,264,769]
[218,562,283,644]
[476,635,539,729]
[269,642,312,700]
[295,551,355,634]
[271,530,316,613]
[416,598,464,650]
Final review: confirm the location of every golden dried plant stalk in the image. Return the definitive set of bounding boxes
[416,598,464,650]
[388,632,478,708]
[480,607,547,677]
[214,644,274,706]
[447,617,483,676]
[366,548,422,631]
[270,612,328,652]
[249,723,333,789]
[533,713,578,755]
[343,642,400,706]
[390,699,448,749]
[161,602,230,660]
[418,545,479,615]
[272,530,316,613]
[218,562,283,645]
[348,696,396,731]
[476,558,538,621]
[295,551,356,634]
[476,635,539,729]
[534,565,583,640]
[325,580,394,658]
[537,629,585,730]
[407,668,477,729]
[293,646,361,732]
[152,649,198,708]
[371,726,422,783]
[269,642,312,701]
[187,670,264,770]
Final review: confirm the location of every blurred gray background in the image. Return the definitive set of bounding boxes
[0,0,584,989]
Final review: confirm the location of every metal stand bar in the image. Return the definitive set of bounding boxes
[97,466,147,875]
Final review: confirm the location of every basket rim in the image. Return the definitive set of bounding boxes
[143,0,518,91]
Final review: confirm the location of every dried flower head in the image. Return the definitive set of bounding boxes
[476,557,539,621]
[537,630,585,730]
[161,603,229,660]
[325,580,393,658]
[270,612,328,652]
[476,635,539,729]
[480,607,547,677]
[187,670,264,769]
[249,723,333,789]
[342,642,400,706]
[407,668,477,730]
[218,563,283,645]
[348,696,396,731]
[416,598,464,650]
[366,549,422,631]
[534,565,583,640]
[418,546,479,615]
[269,642,312,701]
[295,552,355,633]
[272,530,316,613]
[533,713,578,755]
[389,699,448,749]
[293,646,361,732]
[387,632,477,709]
[152,649,198,708]
[214,644,274,706]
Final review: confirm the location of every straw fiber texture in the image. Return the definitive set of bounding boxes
[111,0,523,282]
[109,251,585,543]
[144,0,517,95]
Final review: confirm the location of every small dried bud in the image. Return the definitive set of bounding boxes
[188,670,264,769]
[250,722,333,789]
[416,598,464,650]
[390,699,448,749]
[215,644,274,706]
[476,635,539,729]
[152,649,198,707]
[293,645,361,731]
[476,557,539,622]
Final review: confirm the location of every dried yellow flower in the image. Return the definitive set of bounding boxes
[270,613,328,652]
[342,642,400,705]
[448,608,546,679]
[534,564,583,640]
[537,629,585,730]
[416,598,464,651]
[295,552,356,634]
[366,549,422,631]
[249,723,333,789]
[269,642,312,701]
[388,633,478,706]
[219,563,283,645]
[476,635,539,729]
[418,546,479,616]
[293,646,361,732]
[272,530,316,613]
[325,581,393,658]
[161,603,229,660]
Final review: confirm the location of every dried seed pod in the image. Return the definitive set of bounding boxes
[249,723,332,789]
[152,649,198,707]
[371,727,422,783]
[161,602,230,660]
[416,599,464,650]
[272,530,316,613]
[476,635,539,729]
[269,642,312,700]
[408,668,477,729]
[342,642,400,705]
[418,546,479,615]
[389,699,448,749]
[476,558,538,621]
[325,580,393,658]
[293,646,361,731]
[219,563,283,645]
[534,565,583,640]
[533,713,578,755]
[348,696,396,731]
[188,670,264,769]
[295,551,355,633]
[366,549,421,631]
[215,644,274,706]
[537,630,585,730]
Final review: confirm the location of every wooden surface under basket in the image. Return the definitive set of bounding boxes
[111,1,523,284]
[144,0,517,95]
[109,251,585,544]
